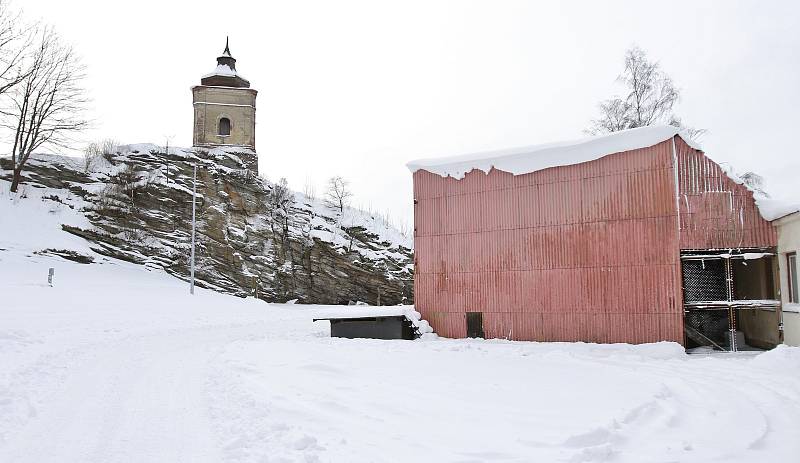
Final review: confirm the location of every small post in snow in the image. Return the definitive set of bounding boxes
[190,163,197,295]
[48,267,54,287]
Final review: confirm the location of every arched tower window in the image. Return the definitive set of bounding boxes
[218,117,231,136]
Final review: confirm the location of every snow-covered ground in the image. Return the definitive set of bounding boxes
[2,185,800,462]
[3,249,799,463]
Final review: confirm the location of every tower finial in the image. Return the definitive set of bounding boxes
[222,36,231,57]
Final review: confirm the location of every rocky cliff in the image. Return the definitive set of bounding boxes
[0,146,413,305]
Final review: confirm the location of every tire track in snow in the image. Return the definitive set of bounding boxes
[0,321,277,462]
[543,350,800,462]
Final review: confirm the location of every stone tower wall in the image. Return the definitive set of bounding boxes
[192,86,257,150]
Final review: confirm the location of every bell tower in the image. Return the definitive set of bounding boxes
[192,38,258,171]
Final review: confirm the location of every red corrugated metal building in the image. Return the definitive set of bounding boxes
[408,126,780,347]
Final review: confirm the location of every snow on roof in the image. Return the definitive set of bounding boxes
[755,198,800,221]
[407,126,800,223]
[716,162,800,222]
[312,306,415,320]
[406,125,702,179]
[203,64,237,79]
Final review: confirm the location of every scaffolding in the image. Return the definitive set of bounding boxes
[681,250,780,351]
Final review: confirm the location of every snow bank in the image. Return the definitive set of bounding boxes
[751,344,800,371]
[407,125,701,179]
[0,184,93,255]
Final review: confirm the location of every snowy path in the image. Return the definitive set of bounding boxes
[1,251,799,462]
[1,324,245,462]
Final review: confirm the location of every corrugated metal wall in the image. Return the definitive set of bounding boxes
[413,140,685,343]
[674,137,776,250]
[413,136,778,343]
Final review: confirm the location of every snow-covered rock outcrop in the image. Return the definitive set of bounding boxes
[0,146,413,304]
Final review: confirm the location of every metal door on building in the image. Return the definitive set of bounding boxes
[466,312,484,338]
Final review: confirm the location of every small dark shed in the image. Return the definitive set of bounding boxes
[314,315,418,340]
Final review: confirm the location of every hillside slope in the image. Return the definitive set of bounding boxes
[0,146,413,304]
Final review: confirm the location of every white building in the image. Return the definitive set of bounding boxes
[774,210,800,346]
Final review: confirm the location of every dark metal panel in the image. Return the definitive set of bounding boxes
[328,317,413,340]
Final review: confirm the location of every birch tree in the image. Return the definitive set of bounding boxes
[588,46,703,138]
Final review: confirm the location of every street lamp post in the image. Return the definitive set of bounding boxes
[190,163,197,295]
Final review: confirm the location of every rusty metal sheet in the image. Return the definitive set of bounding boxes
[413,137,774,344]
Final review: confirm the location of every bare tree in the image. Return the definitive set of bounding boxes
[269,177,292,212]
[739,171,769,198]
[588,46,703,138]
[102,164,156,209]
[100,138,119,163]
[667,116,706,141]
[267,177,294,257]
[82,140,101,172]
[5,26,88,192]
[0,0,29,98]
[302,176,316,202]
[324,176,352,214]
[81,138,119,172]
[591,98,632,133]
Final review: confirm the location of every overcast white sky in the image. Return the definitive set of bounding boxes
[17,0,800,226]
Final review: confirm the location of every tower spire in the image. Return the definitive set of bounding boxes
[222,36,231,57]
[216,36,236,71]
